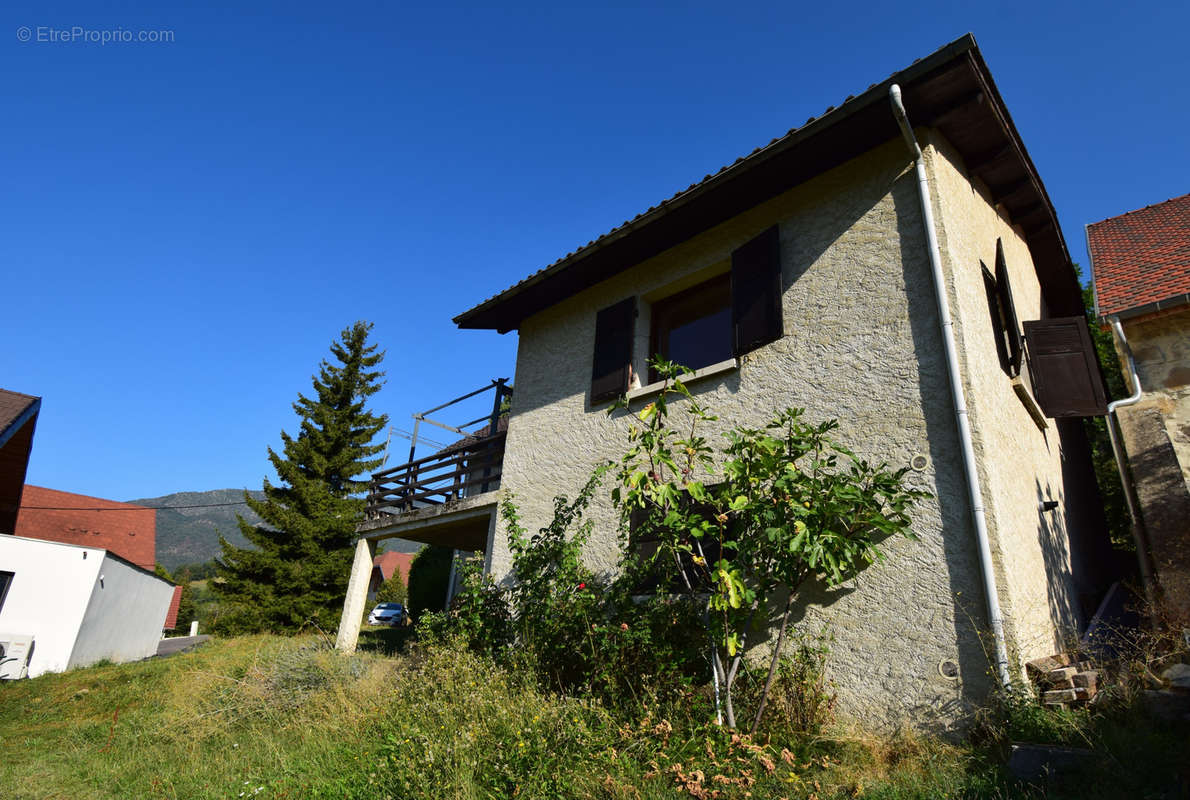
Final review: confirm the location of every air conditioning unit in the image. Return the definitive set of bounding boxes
[0,634,34,680]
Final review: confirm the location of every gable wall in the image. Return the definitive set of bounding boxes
[926,130,1109,668]
[495,137,996,727]
[68,551,174,669]
[0,535,99,677]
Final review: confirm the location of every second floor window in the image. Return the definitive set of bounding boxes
[649,273,733,383]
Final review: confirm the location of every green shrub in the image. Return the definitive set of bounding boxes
[735,629,837,740]
[406,545,453,620]
[373,569,407,605]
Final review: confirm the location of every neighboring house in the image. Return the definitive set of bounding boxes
[0,387,176,677]
[16,485,157,571]
[369,550,414,600]
[0,390,39,535]
[338,35,1114,727]
[0,535,175,678]
[1087,192,1190,621]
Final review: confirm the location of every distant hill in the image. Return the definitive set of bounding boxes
[129,489,263,569]
[131,489,423,570]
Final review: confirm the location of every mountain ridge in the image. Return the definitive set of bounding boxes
[131,488,422,569]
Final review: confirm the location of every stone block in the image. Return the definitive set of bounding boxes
[1026,654,1070,681]
[1161,662,1190,690]
[1007,743,1095,784]
[1042,688,1078,703]
[1072,670,1100,690]
[1045,667,1078,687]
[1143,690,1190,722]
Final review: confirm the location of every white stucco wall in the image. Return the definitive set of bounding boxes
[493,137,998,728]
[0,535,100,677]
[0,535,174,677]
[925,131,1103,667]
[69,551,174,669]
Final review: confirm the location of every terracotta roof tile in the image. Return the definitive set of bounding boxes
[164,584,183,629]
[373,550,414,583]
[15,485,157,570]
[1088,193,1190,316]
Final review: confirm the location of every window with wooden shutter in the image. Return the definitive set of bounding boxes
[994,239,1023,377]
[590,297,635,404]
[982,239,1023,378]
[731,226,784,357]
[1023,317,1108,418]
[648,273,732,383]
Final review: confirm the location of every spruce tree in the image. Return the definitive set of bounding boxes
[214,321,388,633]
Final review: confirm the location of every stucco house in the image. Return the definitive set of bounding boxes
[337,35,1114,726]
[1087,192,1190,622]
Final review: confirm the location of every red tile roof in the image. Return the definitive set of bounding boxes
[15,485,157,570]
[373,551,414,583]
[163,584,183,630]
[1088,193,1190,317]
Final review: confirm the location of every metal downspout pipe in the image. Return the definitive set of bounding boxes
[888,85,1013,688]
[1104,316,1156,603]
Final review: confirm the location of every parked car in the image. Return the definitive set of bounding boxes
[367,602,409,627]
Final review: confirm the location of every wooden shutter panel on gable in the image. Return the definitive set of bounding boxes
[1023,317,1108,418]
[590,297,635,404]
[731,226,784,357]
[994,239,1023,377]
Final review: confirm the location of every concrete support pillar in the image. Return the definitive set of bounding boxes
[335,537,376,653]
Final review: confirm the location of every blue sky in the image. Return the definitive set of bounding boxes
[2,1,1188,501]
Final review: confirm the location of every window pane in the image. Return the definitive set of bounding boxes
[0,571,12,615]
[650,273,732,381]
[667,306,732,371]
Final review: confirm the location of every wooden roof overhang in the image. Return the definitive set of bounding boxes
[454,34,1081,334]
[0,391,40,534]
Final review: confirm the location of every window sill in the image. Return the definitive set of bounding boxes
[627,358,739,402]
[1011,376,1048,432]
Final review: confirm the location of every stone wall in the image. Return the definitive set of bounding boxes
[1117,306,1190,620]
[1121,307,1190,486]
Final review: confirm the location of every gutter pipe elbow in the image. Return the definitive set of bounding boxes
[1104,316,1156,602]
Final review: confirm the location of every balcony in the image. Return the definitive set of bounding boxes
[358,379,510,552]
[365,427,506,518]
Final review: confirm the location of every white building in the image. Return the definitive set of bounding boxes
[0,534,175,678]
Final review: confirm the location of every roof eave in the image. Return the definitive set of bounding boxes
[454,33,1080,332]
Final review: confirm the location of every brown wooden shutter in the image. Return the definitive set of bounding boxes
[982,264,1012,373]
[1023,317,1108,418]
[994,239,1023,377]
[731,226,784,357]
[590,297,635,404]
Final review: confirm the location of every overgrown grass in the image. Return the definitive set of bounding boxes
[1,634,1185,799]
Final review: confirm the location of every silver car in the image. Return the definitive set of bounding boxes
[367,602,409,627]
